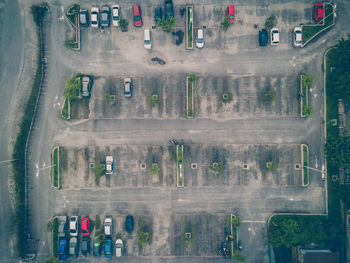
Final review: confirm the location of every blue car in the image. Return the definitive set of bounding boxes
[104,238,113,258]
[59,238,67,259]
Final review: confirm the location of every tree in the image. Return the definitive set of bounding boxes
[31,5,47,26]
[302,74,314,87]
[265,15,277,31]
[326,134,350,168]
[188,73,197,83]
[302,105,314,117]
[120,18,129,32]
[138,232,149,246]
[96,233,106,246]
[221,16,232,31]
[93,164,105,177]
[260,87,276,104]
[64,76,81,100]
[269,218,301,248]
[232,216,241,229]
[45,258,59,263]
[149,164,160,175]
[157,16,176,32]
[148,95,158,107]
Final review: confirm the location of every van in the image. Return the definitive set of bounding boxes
[144,29,152,49]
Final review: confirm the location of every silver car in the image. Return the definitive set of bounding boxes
[81,76,91,97]
[124,78,132,98]
[104,217,113,236]
[293,27,302,47]
[58,216,67,237]
[112,5,120,27]
[69,237,78,258]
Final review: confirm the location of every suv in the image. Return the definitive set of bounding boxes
[69,237,78,258]
[81,76,91,97]
[226,5,235,22]
[270,28,279,46]
[132,4,143,27]
[125,215,134,233]
[155,7,162,23]
[259,29,268,46]
[93,239,101,257]
[69,216,78,236]
[105,156,114,174]
[101,5,110,28]
[164,0,174,19]
[81,237,90,256]
[58,216,67,237]
[104,217,113,236]
[81,217,90,236]
[91,7,99,28]
[104,238,113,258]
[79,9,89,27]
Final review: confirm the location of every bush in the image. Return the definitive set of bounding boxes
[64,76,81,100]
[148,95,158,107]
[221,16,232,31]
[138,232,149,246]
[265,15,277,31]
[149,164,160,175]
[93,164,105,177]
[157,16,175,32]
[120,19,129,32]
[260,87,276,104]
[222,91,233,103]
[302,105,314,117]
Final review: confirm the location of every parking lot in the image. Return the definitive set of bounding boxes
[58,143,302,189]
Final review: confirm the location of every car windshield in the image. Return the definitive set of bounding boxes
[134,16,141,21]
[230,14,234,19]
[102,13,108,21]
[198,38,203,43]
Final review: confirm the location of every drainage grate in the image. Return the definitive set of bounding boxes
[295,164,300,170]
[191,163,197,170]
[243,164,249,170]
[141,163,146,169]
[89,163,95,168]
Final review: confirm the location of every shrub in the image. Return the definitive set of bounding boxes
[120,19,129,32]
[265,15,277,31]
[302,105,314,117]
[138,232,149,246]
[260,87,276,104]
[157,16,175,32]
[221,16,232,31]
[64,76,81,100]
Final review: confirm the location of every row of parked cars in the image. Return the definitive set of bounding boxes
[58,215,134,259]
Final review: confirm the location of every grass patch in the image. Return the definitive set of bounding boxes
[64,4,80,50]
[186,6,193,49]
[10,5,47,258]
[61,99,69,119]
[187,78,193,118]
[177,145,184,187]
[302,3,335,45]
[52,218,58,258]
[303,145,308,186]
[52,148,59,188]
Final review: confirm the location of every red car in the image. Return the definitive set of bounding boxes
[314,2,324,22]
[81,218,90,237]
[226,5,235,22]
[132,4,143,27]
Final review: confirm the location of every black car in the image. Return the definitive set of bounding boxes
[164,0,174,19]
[79,9,89,27]
[259,29,268,46]
[93,239,101,257]
[125,215,134,233]
[101,5,111,28]
[155,7,162,23]
[82,237,90,256]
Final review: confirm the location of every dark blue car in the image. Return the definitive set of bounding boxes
[104,238,113,258]
[59,238,67,259]
[164,0,174,19]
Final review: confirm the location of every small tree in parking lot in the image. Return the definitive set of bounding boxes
[221,16,232,31]
[64,76,81,100]
[120,18,129,32]
[157,16,176,32]
[260,87,276,104]
[265,15,277,31]
[138,232,149,246]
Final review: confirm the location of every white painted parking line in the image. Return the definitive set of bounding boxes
[241,220,265,223]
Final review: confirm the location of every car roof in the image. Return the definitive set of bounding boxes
[198,29,203,38]
[227,5,234,12]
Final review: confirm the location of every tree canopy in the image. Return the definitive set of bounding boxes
[64,76,81,100]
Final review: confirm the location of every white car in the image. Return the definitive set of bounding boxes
[270,28,279,46]
[105,156,113,174]
[293,26,302,47]
[196,29,204,49]
[144,29,152,50]
[112,5,120,27]
[104,217,113,236]
[123,78,132,98]
[69,216,78,236]
[91,7,99,28]
[115,239,123,257]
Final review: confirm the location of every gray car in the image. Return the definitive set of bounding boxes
[123,78,132,98]
[58,216,67,237]
[69,237,78,258]
[81,76,91,97]
[101,5,110,28]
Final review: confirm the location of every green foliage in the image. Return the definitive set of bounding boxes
[66,4,79,15]
[53,148,59,187]
[96,233,106,246]
[232,216,241,229]
[149,164,160,175]
[95,215,101,232]
[148,95,158,107]
[104,94,112,102]
[269,216,330,248]
[188,74,197,83]
[260,87,276,104]
[221,16,232,31]
[45,258,59,263]
[266,161,277,172]
[302,74,314,87]
[222,91,233,103]
[302,105,314,117]
[61,99,69,120]
[265,15,277,31]
[326,134,350,168]
[232,250,245,262]
[120,19,129,32]
[211,162,224,173]
[64,38,78,49]
[157,16,176,32]
[93,164,105,177]
[30,5,47,26]
[138,232,149,246]
[64,76,81,100]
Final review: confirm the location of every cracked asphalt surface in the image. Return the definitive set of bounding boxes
[1,0,350,262]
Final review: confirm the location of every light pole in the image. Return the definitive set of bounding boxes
[303,164,325,181]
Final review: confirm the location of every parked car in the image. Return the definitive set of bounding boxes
[112,5,120,27]
[125,215,134,233]
[59,238,67,259]
[104,238,113,258]
[81,237,90,256]
[132,4,143,27]
[164,0,174,19]
[259,29,268,46]
[293,26,302,47]
[69,237,78,258]
[123,78,132,97]
[314,2,324,22]
[58,216,67,237]
[79,9,89,27]
[69,216,78,236]
[101,5,110,28]
[104,217,113,236]
[81,217,90,236]
[93,239,101,257]
[238,240,243,251]
[155,6,162,23]
[91,7,99,28]
[270,28,280,45]
[115,238,123,257]
[81,76,91,97]
[105,156,114,174]
[144,29,152,50]
[196,29,204,49]
[226,5,235,22]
